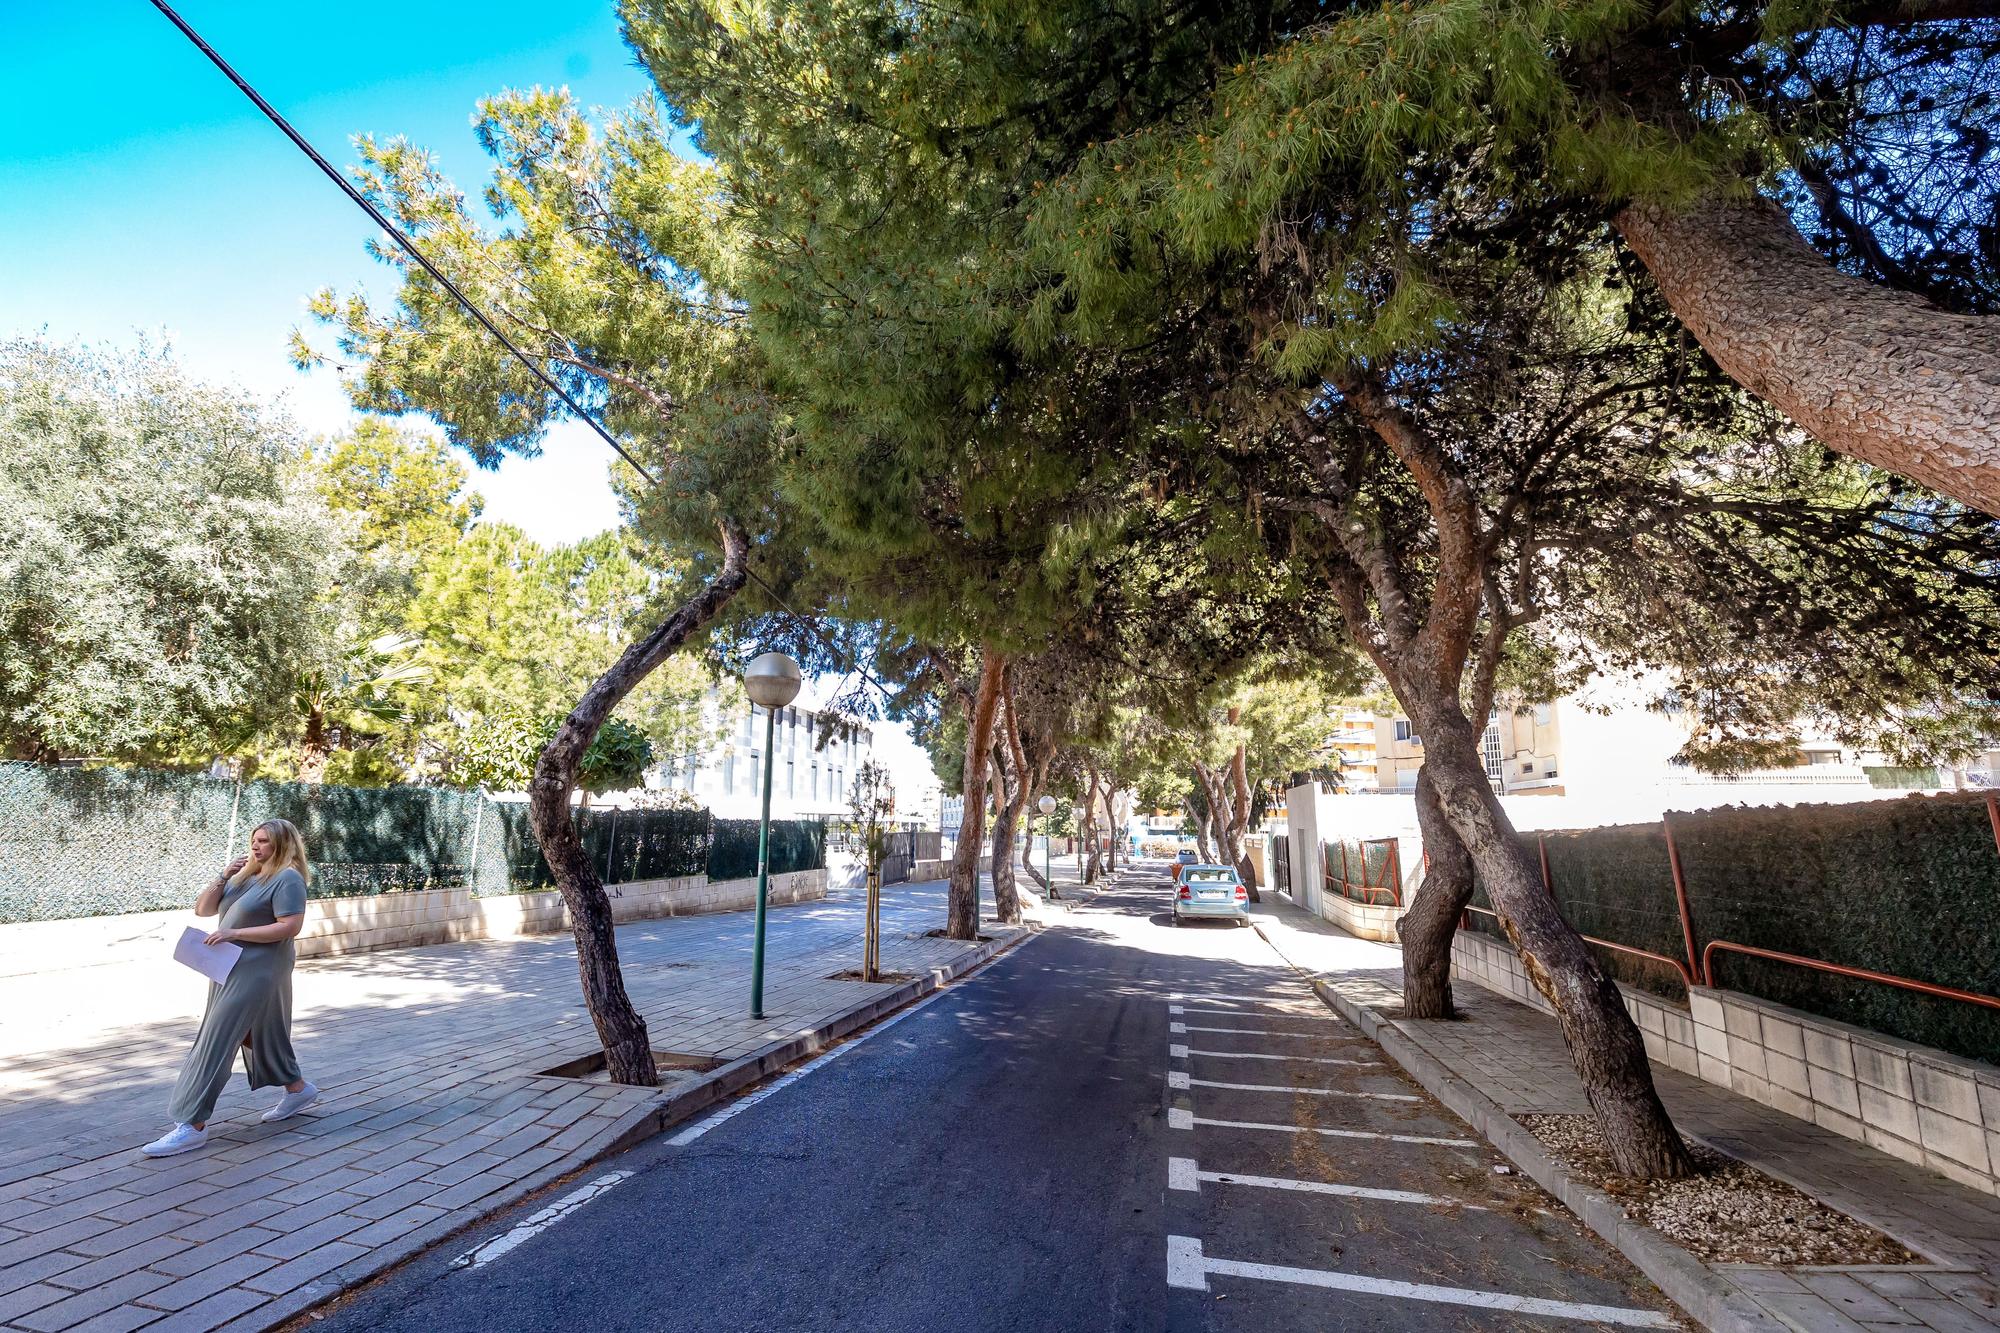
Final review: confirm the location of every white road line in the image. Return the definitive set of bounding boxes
[1167,1107,1475,1147]
[1167,1004,1184,1014]
[1185,1077,1418,1102]
[1179,1024,1343,1037]
[1181,1047,1379,1066]
[1164,1237,1674,1327]
[1167,1071,1191,1090]
[1169,1043,1190,1058]
[1169,1022,1186,1033]
[451,1171,632,1270]
[1165,1156,1484,1209]
[1170,992,1323,1008]
[666,973,964,1147]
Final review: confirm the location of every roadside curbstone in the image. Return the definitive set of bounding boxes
[1253,918,1789,1333]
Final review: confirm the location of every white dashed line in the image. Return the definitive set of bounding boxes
[1179,1047,1379,1066]
[1165,1156,1483,1208]
[1164,1237,1674,1327]
[1183,1076,1418,1102]
[451,1172,631,1270]
[1179,1024,1344,1037]
[1167,1107,1475,1147]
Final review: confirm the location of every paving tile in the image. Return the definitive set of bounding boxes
[337,1205,445,1250]
[133,1286,269,1333]
[239,1239,368,1296]
[248,1211,369,1262]
[13,1269,175,1331]
[0,1283,71,1324]
[66,1210,202,1258]
[0,1217,120,1270]
[136,1254,281,1312]
[167,1199,287,1244]
[45,1235,193,1291]
[149,1228,283,1278]
[65,1305,167,1333]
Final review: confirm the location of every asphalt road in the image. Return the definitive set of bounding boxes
[308,865,1680,1332]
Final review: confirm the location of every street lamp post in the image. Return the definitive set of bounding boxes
[745,651,802,1020]
[1038,794,1057,901]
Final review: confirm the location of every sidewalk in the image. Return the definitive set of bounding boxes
[0,878,1032,1333]
[1248,892,2000,1333]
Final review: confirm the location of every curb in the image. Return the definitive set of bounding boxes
[266,923,1039,1332]
[1251,918,1786,1333]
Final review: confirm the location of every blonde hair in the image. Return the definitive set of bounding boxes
[229,818,312,888]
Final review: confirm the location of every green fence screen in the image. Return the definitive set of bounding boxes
[0,760,827,924]
[1466,793,2000,1065]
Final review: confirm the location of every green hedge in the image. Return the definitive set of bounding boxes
[492,805,712,894]
[1469,793,2000,1064]
[706,818,827,882]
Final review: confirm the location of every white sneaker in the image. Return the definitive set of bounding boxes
[142,1124,207,1157]
[260,1081,320,1123]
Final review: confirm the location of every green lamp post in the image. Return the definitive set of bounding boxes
[745,650,802,1020]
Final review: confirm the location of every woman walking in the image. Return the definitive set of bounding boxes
[144,818,320,1157]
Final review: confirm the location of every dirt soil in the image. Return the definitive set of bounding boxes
[1519,1113,1920,1267]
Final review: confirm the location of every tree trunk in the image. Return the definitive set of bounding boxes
[1185,794,1216,864]
[298,704,329,784]
[1225,737,1261,901]
[1398,764,1476,1020]
[529,518,750,1086]
[947,649,1006,939]
[1412,704,1693,1178]
[1616,192,2000,516]
[1082,763,1102,883]
[1020,750,1053,893]
[988,750,1023,925]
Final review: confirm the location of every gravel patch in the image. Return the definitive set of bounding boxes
[1519,1113,1919,1267]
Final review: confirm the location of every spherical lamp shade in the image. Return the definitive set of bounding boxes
[1038,794,1057,816]
[744,652,803,709]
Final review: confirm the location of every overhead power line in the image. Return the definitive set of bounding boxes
[147,0,659,486]
[150,0,900,709]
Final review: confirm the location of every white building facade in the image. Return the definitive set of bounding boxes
[649,683,876,822]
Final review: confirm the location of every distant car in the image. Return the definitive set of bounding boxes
[1172,864,1249,927]
[1175,849,1198,865]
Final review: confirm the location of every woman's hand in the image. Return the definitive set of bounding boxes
[221,856,249,879]
[203,928,237,947]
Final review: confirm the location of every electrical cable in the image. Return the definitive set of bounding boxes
[150,0,903,709]
[148,0,659,486]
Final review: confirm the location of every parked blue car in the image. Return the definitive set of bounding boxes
[1172,864,1249,927]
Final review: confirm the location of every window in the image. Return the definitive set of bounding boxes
[750,753,761,794]
[1482,725,1503,780]
[1533,703,1552,726]
[1394,720,1415,742]
[723,753,735,792]
[1520,761,1535,773]
[787,760,795,797]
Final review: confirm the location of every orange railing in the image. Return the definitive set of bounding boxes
[1325,837,1403,906]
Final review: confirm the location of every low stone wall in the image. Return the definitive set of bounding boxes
[1450,927,2000,1198]
[0,869,831,973]
[1306,890,1401,943]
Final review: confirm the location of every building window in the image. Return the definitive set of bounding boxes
[1521,760,1535,773]
[750,753,761,794]
[1533,703,1552,726]
[787,760,795,797]
[1482,725,1503,780]
[1394,720,1415,742]
[723,753,735,792]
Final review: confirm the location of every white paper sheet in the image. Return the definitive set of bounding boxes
[173,926,242,985]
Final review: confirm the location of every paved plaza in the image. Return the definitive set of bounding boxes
[0,878,1031,1333]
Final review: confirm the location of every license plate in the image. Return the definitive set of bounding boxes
[1196,888,1229,900]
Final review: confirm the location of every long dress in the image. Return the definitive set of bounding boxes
[167,867,308,1126]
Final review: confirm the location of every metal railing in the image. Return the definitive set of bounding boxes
[1459,792,2000,1016]
[1324,837,1403,906]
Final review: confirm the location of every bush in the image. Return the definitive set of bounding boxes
[1469,793,2000,1064]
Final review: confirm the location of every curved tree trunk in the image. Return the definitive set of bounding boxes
[1413,703,1693,1178]
[1616,192,2000,516]
[529,518,750,1086]
[1081,763,1102,883]
[1399,764,1476,1020]
[1185,793,1216,864]
[988,750,1022,925]
[1225,737,1261,901]
[947,649,1006,939]
[1020,749,1054,894]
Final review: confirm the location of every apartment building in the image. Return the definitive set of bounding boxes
[649,683,875,821]
[1374,703,1563,794]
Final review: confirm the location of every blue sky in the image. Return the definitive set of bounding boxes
[0,0,656,543]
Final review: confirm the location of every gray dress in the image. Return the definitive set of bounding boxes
[168,868,307,1125]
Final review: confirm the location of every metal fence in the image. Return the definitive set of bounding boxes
[0,760,826,924]
[1270,833,1291,894]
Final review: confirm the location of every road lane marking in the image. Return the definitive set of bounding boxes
[1170,1022,1186,1033]
[666,966,968,1147]
[1170,992,1324,1008]
[451,1171,632,1270]
[1185,1077,1418,1102]
[1170,1043,1190,1058]
[1179,1047,1378,1066]
[1164,1237,1673,1327]
[1179,1024,1346,1037]
[1167,1107,1475,1147]
[1165,1156,1484,1209]
[1168,1004,1184,1014]
[1168,1071,1191,1090]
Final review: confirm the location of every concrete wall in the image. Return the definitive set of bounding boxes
[1450,928,2000,1198]
[0,869,830,971]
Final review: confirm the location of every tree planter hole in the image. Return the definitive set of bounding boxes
[827,969,916,984]
[538,1049,725,1083]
